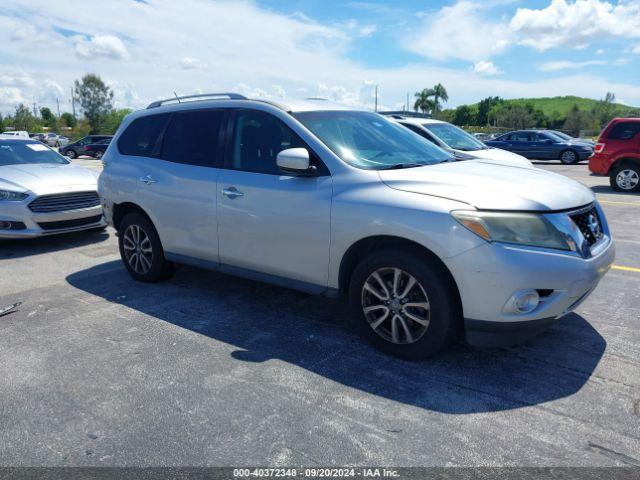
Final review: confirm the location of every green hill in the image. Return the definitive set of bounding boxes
[476,95,638,118]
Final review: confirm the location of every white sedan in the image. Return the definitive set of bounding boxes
[0,136,105,238]
[391,117,533,167]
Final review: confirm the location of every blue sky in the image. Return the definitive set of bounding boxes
[0,0,639,114]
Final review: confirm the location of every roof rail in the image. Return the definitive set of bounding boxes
[147,92,248,109]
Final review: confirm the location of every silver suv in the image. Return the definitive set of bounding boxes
[98,93,615,360]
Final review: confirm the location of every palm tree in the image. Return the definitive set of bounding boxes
[414,89,435,114]
[430,83,449,113]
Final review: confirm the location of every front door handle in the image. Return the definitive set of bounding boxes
[139,175,157,185]
[222,186,244,199]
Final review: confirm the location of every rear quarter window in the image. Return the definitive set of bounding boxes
[607,122,640,140]
[118,114,170,157]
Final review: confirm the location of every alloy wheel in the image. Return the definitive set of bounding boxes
[123,224,154,275]
[361,267,430,345]
[561,150,576,164]
[616,169,639,191]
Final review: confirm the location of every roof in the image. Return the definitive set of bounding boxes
[144,93,365,113]
[387,116,445,126]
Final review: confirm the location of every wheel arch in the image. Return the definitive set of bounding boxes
[112,202,152,231]
[338,235,462,313]
[610,156,640,173]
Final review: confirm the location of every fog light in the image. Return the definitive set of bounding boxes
[504,289,540,314]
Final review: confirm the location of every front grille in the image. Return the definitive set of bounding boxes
[570,206,604,246]
[29,191,100,213]
[37,215,103,231]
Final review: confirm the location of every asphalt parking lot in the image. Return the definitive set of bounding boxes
[0,158,639,467]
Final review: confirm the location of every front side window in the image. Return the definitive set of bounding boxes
[161,109,224,167]
[509,132,530,142]
[401,123,440,146]
[118,114,170,157]
[0,141,69,166]
[293,111,451,170]
[608,122,640,140]
[230,110,307,174]
[422,123,487,151]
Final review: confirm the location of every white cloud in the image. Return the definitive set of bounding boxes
[472,61,502,76]
[0,87,25,108]
[510,0,640,51]
[632,44,640,54]
[180,57,207,70]
[359,25,377,37]
[74,34,129,60]
[0,72,36,87]
[405,1,510,61]
[595,48,605,55]
[538,60,606,71]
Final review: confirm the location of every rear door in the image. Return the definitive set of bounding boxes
[216,108,332,289]
[119,109,225,261]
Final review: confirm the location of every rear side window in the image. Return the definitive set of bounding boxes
[607,122,640,140]
[161,109,224,167]
[230,110,307,175]
[118,114,170,157]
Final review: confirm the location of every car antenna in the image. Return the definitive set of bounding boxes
[174,92,181,103]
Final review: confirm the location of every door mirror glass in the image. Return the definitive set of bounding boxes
[276,148,314,174]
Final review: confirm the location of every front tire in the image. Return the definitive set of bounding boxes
[118,213,174,282]
[560,149,579,164]
[95,151,103,159]
[348,249,461,360]
[610,164,640,192]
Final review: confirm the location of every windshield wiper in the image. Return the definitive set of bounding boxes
[377,162,426,170]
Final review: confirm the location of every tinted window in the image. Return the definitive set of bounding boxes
[0,141,69,166]
[161,110,223,167]
[230,110,307,174]
[118,114,170,157]
[508,132,530,142]
[608,122,640,140]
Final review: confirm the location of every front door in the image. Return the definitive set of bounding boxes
[216,109,332,289]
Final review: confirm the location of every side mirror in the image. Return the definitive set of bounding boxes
[276,148,316,175]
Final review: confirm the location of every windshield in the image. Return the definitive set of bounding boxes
[0,141,69,166]
[550,131,571,141]
[422,123,487,151]
[292,111,452,169]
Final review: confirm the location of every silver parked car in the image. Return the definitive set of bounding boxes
[0,136,106,238]
[98,93,615,360]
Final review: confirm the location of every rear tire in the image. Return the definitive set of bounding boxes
[66,149,76,159]
[610,163,640,192]
[118,213,174,282]
[95,151,103,159]
[348,249,461,361]
[560,149,579,165]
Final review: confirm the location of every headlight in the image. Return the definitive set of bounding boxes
[0,190,28,201]
[451,210,573,251]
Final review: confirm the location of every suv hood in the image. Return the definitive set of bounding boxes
[0,163,98,193]
[378,160,594,211]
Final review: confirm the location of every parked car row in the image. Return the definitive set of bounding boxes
[484,130,594,164]
[59,135,112,159]
[0,94,620,361]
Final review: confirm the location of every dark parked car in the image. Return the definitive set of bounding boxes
[59,135,112,159]
[82,138,111,159]
[484,130,594,164]
[549,130,595,146]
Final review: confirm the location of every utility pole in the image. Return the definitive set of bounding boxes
[70,86,76,118]
[406,93,410,112]
[32,101,37,117]
[56,97,60,118]
[374,84,378,112]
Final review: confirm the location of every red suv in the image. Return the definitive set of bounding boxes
[589,117,640,192]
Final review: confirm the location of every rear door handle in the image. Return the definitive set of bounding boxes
[139,175,157,185]
[222,186,244,199]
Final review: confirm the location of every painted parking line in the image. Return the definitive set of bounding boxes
[612,265,640,273]
[598,199,640,206]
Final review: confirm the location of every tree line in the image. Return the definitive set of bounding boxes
[413,85,638,136]
[0,74,131,140]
